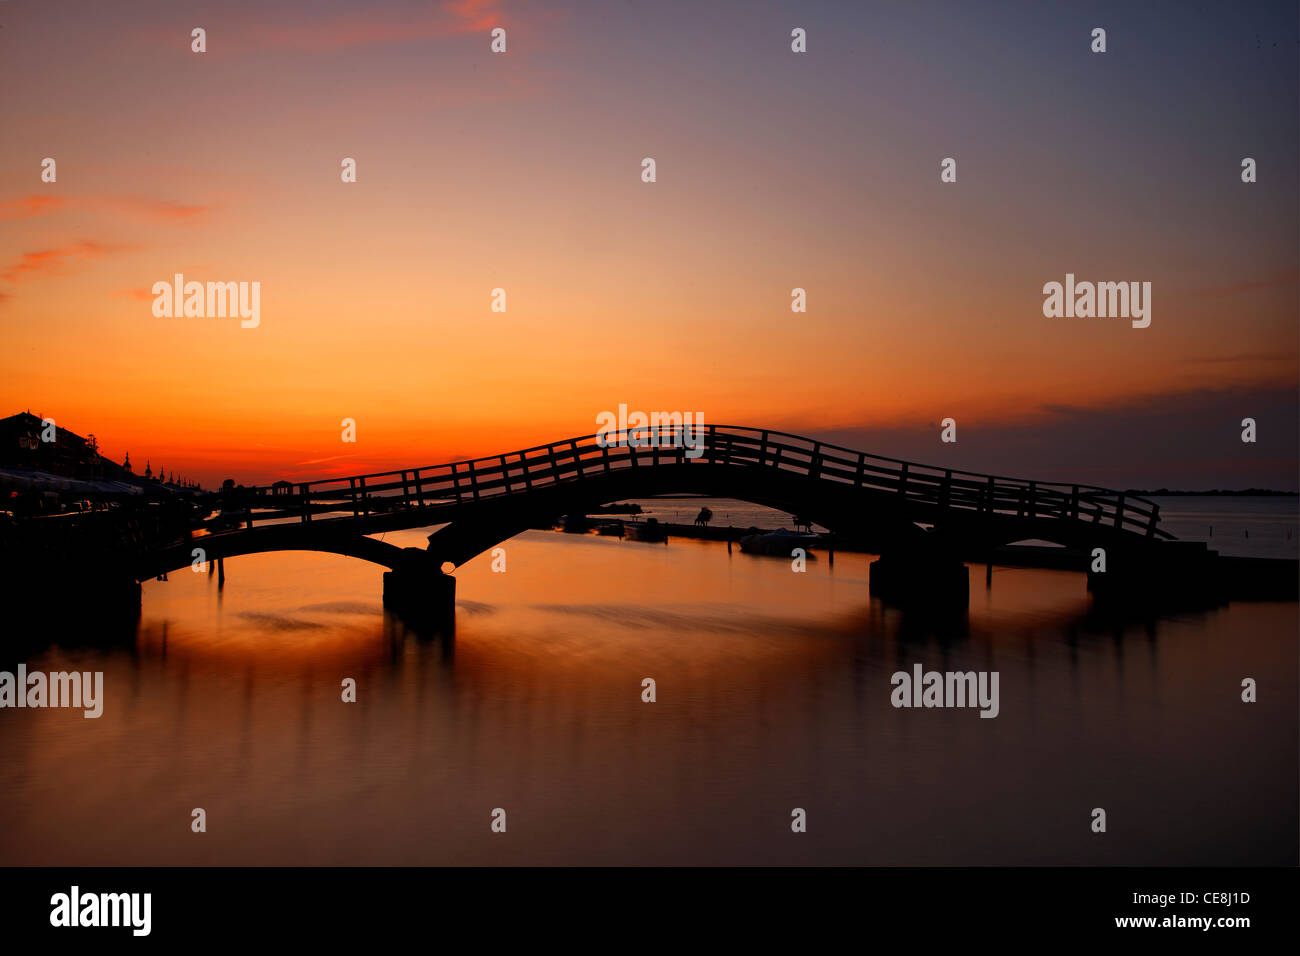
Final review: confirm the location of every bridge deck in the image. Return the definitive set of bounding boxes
[224,425,1168,541]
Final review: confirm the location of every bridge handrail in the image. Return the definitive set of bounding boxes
[244,425,1157,502]
[233,424,1168,538]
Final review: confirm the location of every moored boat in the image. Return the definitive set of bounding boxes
[561,513,593,533]
[623,517,668,542]
[738,527,821,556]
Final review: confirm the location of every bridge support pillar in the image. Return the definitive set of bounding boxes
[869,550,969,609]
[382,558,456,627]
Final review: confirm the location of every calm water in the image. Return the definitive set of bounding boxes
[1,499,1295,865]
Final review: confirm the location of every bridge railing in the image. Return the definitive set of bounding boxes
[232,424,1166,538]
[705,426,1162,535]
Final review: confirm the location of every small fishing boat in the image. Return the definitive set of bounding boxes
[623,517,668,542]
[738,527,821,556]
[561,513,593,533]
[207,507,248,532]
[595,519,625,536]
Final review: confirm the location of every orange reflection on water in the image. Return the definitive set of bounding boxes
[1,529,1294,865]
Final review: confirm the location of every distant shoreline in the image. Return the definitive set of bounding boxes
[1126,489,1298,497]
[641,490,1300,499]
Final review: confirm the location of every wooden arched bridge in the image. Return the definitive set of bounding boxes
[125,425,1179,613]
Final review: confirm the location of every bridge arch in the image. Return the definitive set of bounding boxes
[141,525,424,579]
[148,425,1168,580]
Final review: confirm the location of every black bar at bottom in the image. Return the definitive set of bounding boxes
[0,866,1292,944]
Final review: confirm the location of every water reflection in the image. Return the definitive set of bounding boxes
[0,529,1294,865]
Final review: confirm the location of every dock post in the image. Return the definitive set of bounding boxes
[217,557,225,588]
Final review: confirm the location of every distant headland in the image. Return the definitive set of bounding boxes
[1125,489,1298,497]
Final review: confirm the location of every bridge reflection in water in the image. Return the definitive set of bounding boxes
[2,528,1294,866]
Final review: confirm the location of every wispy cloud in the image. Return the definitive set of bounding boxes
[108,197,216,223]
[0,196,67,220]
[1183,352,1294,365]
[0,193,216,224]
[111,287,155,303]
[0,240,137,304]
[1198,269,1299,298]
[0,240,130,283]
[443,0,509,31]
[812,384,1300,490]
[295,454,359,466]
[245,0,508,53]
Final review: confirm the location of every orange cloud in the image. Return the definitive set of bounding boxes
[0,196,67,220]
[0,194,215,224]
[107,197,217,223]
[0,240,134,287]
[443,0,507,31]
[112,287,155,302]
[246,2,505,53]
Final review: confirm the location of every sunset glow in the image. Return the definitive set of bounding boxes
[1,0,1295,487]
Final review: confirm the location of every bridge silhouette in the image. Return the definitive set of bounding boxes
[131,425,1178,616]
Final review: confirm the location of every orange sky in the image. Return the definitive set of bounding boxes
[1,0,1296,486]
